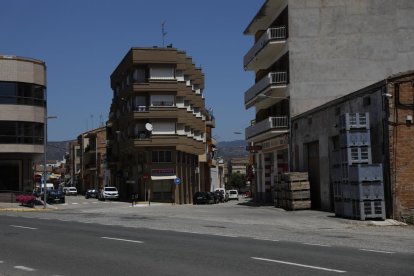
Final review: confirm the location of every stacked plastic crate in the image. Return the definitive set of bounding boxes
[333,113,386,220]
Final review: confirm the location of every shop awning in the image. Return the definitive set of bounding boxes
[151,175,177,180]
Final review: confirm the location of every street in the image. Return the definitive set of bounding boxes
[1,196,413,275]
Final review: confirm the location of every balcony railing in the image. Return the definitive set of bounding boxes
[244,72,287,104]
[245,116,289,140]
[244,26,287,68]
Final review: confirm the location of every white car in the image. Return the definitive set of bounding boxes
[63,187,78,196]
[227,190,239,201]
[100,187,119,200]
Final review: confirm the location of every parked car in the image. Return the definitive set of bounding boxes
[46,189,65,204]
[214,190,224,203]
[63,187,78,196]
[215,189,229,202]
[99,187,119,201]
[193,192,215,205]
[85,189,98,199]
[227,190,239,201]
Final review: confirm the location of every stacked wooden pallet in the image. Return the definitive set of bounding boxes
[275,172,311,210]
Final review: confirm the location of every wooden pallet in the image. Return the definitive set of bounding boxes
[282,172,309,182]
[280,181,310,191]
[284,199,311,211]
[282,190,310,201]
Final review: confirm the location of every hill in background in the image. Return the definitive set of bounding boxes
[47,141,71,161]
[216,140,248,160]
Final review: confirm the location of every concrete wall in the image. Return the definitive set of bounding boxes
[288,0,414,116]
[292,85,386,211]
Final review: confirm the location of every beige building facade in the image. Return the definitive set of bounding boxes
[0,55,46,192]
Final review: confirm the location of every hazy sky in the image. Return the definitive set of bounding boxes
[1,0,260,142]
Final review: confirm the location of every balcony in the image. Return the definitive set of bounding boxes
[244,26,287,71]
[245,116,289,141]
[244,72,288,108]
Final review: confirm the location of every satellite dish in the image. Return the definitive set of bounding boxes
[145,123,153,131]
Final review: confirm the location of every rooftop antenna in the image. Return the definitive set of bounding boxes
[161,20,167,47]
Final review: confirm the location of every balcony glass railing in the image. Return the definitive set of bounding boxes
[244,72,287,104]
[245,116,289,139]
[244,26,287,68]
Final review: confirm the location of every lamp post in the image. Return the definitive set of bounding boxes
[43,113,57,209]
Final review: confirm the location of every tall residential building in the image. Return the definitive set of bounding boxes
[107,47,214,203]
[0,55,46,192]
[243,0,414,203]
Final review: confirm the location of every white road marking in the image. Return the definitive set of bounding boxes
[211,233,238,238]
[10,225,37,230]
[251,257,346,273]
[359,249,395,254]
[82,202,89,204]
[0,260,4,263]
[254,238,280,242]
[14,266,36,272]
[92,202,98,204]
[71,203,79,205]
[101,237,143,244]
[303,243,331,247]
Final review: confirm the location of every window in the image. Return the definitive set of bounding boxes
[152,151,172,163]
[152,121,176,135]
[150,95,174,107]
[0,121,43,144]
[149,66,175,80]
[0,81,45,106]
[363,96,371,106]
[76,149,81,157]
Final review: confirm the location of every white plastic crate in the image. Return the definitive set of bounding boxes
[342,199,385,220]
[348,164,383,182]
[333,147,372,165]
[342,181,384,200]
[340,113,370,131]
[340,130,371,148]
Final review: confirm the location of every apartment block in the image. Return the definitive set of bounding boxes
[107,47,214,203]
[0,55,46,193]
[243,0,414,203]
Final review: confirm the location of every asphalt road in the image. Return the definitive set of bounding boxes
[0,215,413,276]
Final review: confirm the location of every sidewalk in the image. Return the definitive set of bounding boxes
[0,201,55,212]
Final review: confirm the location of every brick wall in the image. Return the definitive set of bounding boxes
[387,74,414,220]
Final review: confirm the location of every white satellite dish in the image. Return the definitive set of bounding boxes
[145,123,153,131]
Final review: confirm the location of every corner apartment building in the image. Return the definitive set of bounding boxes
[243,0,414,203]
[107,47,214,204]
[0,55,46,193]
[66,140,81,187]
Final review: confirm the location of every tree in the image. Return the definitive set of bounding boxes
[226,172,246,190]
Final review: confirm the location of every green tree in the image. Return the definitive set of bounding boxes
[226,172,246,190]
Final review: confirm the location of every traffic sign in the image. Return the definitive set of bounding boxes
[174,177,181,185]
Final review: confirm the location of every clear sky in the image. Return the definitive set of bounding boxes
[1,0,260,142]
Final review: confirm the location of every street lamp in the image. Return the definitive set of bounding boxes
[43,115,57,209]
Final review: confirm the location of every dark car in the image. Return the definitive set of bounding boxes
[193,192,215,205]
[214,190,225,203]
[85,189,99,199]
[46,189,65,204]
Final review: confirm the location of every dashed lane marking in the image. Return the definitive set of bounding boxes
[359,249,395,254]
[14,266,36,272]
[101,237,143,244]
[10,225,37,230]
[254,238,280,242]
[303,243,331,247]
[251,257,346,273]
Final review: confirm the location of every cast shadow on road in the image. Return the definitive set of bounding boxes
[237,199,275,207]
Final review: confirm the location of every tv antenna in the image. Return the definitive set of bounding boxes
[161,21,167,47]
